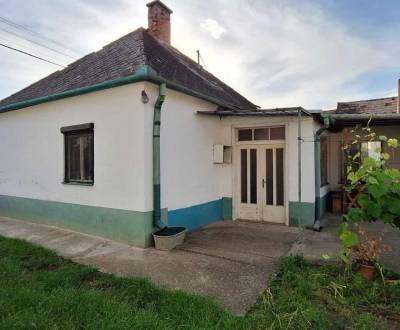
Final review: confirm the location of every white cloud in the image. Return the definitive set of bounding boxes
[1,0,399,109]
[200,19,226,39]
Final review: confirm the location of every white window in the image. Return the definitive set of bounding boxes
[361,141,381,161]
[238,127,285,142]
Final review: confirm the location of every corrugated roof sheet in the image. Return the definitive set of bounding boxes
[0,28,256,110]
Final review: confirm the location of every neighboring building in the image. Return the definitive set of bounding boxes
[0,1,399,247]
[313,95,400,219]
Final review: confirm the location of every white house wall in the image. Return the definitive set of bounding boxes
[143,83,224,229]
[0,83,154,247]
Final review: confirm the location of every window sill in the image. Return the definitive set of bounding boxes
[62,181,94,187]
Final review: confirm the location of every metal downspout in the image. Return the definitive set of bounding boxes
[313,114,330,231]
[297,108,302,227]
[153,83,167,230]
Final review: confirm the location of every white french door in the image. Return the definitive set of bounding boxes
[237,145,285,223]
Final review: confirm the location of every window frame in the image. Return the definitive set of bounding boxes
[237,127,285,142]
[61,123,94,186]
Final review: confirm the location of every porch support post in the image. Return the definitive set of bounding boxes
[297,108,302,226]
[313,114,330,231]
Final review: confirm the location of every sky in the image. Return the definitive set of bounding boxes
[0,0,399,109]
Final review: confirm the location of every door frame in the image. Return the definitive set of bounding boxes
[232,123,289,225]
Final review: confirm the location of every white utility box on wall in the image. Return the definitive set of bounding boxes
[213,144,232,164]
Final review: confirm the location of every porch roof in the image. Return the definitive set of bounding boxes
[198,107,313,117]
[326,113,400,129]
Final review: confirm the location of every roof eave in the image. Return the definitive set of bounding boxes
[198,107,312,117]
[0,65,252,114]
[314,112,400,130]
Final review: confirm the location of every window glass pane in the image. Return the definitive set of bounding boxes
[65,131,94,183]
[238,129,252,141]
[362,141,381,161]
[82,134,94,181]
[67,135,81,181]
[240,149,247,203]
[276,148,284,206]
[266,149,274,205]
[254,128,269,141]
[250,149,257,204]
[270,127,285,140]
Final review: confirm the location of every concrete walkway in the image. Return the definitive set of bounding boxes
[290,214,400,273]
[0,216,299,314]
[0,215,399,314]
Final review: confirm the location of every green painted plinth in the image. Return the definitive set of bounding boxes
[289,201,315,227]
[0,195,154,248]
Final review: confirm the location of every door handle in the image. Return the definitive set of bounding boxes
[262,179,266,188]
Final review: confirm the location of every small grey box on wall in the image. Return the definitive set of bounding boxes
[213,144,224,163]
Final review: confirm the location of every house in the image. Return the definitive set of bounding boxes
[313,94,400,221]
[0,1,399,248]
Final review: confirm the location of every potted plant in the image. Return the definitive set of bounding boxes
[352,225,390,281]
[338,125,400,278]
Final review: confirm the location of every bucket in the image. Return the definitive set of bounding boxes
[153,227,187,251]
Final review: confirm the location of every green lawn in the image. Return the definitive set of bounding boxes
[0,236,399,329]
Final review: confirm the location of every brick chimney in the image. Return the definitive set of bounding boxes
[147,1,173,44]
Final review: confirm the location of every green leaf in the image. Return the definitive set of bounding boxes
[367,176,378,185]
[339,247,350,265]
[352,152,361,161]
[338,222,349,236]
[346,208,363,222]
[339,226,359,248]
[379,135,388,142]
[388,138,399,148]
[368,184,387,199]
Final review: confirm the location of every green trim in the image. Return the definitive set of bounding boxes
[289,201,315,227]
[0,194,154,248]
[221,197,233,220]
[0,65,236,114]
[0,66,149,113]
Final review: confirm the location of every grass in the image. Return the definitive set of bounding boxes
[0,236,399,329]
[248,256,400,329]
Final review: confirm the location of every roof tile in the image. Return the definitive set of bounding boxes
[0,28,256,110]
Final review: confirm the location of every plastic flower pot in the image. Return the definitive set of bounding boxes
[358,263,377,281]
[153,227,187,251]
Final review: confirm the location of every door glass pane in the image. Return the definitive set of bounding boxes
[266,149,274,205]
[241,149,247,203]
[270,127,285,140]
[254,128,269,140]
[276,148,284,206]
[238,129,252,141]
[250,149,257,204]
